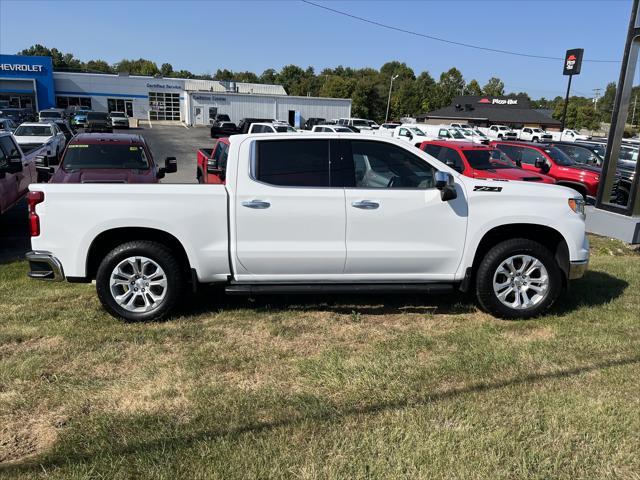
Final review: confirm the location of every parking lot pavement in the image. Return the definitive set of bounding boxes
[135,124,211,184]
[0,199,30,263]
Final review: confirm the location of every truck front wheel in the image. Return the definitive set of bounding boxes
[475,239,562,319]
[96,241,184,321]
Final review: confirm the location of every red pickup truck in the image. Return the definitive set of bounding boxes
[196,137,229,184]
[420,141,555,184]
[48,133,176,183]
[491,141,600,198]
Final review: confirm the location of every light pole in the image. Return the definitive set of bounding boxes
[385,74,399,123]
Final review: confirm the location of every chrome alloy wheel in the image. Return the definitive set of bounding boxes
[109,256,167,313]
[492,254,549,310]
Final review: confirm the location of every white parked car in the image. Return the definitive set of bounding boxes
[110,111,130,129]
[392,124,431,147]
[420,124,468,143]
[38,108,66,122]
[548,129,591,142]
[337,118,379,131]
[27,133,589,322]
[248,122,297,134]
[311,125,353,133]
[453,127,489,144]
[516,127,552,142]
[12,122,67,161]
[481,125,518,140]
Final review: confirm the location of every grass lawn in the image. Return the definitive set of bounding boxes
[0,235,639,479]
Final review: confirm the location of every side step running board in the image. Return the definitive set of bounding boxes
[225,283,454,295]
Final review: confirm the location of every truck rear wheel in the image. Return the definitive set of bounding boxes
[475,239,562,319]
[96,241,184,321]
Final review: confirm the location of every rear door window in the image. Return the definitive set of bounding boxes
[255,139,330,187]
[422,144,442,158]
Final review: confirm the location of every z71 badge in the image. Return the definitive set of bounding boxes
[473,186,503,192]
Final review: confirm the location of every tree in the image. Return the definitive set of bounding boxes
[435,68,465,109]
[599,81,617,121]
[116,59,159,76]
[260,68,277,84]
[85,60,113,74]
[160,63,174,77]
[463,79,482,96]
[482,77,505,97]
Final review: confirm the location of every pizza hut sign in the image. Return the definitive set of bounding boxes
[563,48,584,76]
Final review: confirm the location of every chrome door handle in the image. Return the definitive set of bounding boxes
[351,200,379,210]
[242,199,271,209]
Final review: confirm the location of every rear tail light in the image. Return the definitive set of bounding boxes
[27,191,45,237]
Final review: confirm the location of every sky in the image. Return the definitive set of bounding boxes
[0,0,633,99]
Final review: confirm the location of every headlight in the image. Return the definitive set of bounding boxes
[568,197,585,216]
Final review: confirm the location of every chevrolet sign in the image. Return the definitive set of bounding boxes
[0,63,44,72]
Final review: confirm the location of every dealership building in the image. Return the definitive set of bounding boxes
[417,95,562,130]
[0,54,352,126]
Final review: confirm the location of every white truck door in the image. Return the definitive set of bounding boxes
[234,138,346,278]
[343,139,467,279]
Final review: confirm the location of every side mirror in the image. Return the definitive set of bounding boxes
[534,158,546,169]
[157,168,166,179]
[164,156,177,173]
[435,171,457,201]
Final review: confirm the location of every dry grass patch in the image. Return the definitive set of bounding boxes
[502,326,555,343]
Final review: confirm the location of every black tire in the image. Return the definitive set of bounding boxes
[475,238,562,319]
[96,241,185,322]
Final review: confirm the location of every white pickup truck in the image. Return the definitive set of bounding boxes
[481,125,518,140]
[516,127,553,142]
[547,129,591,142]
[26,134,589,321]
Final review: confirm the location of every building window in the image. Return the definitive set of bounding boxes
[107,98,134,117]
[148,92,180,121]
[56,96,92,109]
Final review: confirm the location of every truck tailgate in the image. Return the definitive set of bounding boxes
[29,183,230,282]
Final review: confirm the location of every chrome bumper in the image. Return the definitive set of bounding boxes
[568,259,589,280]
[26,251,65,281]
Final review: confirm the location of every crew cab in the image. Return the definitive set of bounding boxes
[27,134,589,322]
[453,127,489,144]
[420,141,555,184]
[0,132,40,215]
[482,125,518,140]
[38,109,66,122]
[46,133,177,184]
[548,129,590,142]
[210,121,238,139]
[13,122,67,162]
[85,112,112,133]
[516,127,552,142]
[491,140,600,199]
[110,111,130,129]
[247,122,296,134]
[196,137,229,184]
[391,124,430,147]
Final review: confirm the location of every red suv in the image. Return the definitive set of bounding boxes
[420,141,555,184]
[491,141,600,198]
[49,133,176,183]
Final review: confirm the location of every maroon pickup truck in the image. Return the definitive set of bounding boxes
[48,133,176,183]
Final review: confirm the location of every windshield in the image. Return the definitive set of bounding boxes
[352,120,369,126]
[467,149,518,170]
[620,146,638,162]
[410,127,426,136]
[334,127,351,132]
[87,112,108,120]
[14,125,52,136]
[450,129,465,139]
[40,111,62,118]
[110,112,126,118]
[63,144,149,170]
[544,147,574,166]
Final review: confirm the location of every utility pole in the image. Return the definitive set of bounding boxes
[385,74,399,123]
[592,87,601,111]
